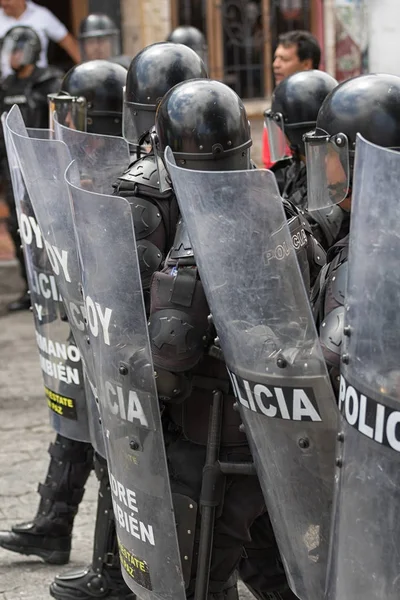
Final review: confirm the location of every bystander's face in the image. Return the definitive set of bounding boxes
[82,36,113,60]
[273,43,312,85]
[1,0,26,18]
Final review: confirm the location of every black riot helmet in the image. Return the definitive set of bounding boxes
[123,42,208,145]
[167,26,207,63]
[2,26,41,72]
[304,73,400,211]
[155,79,252,171]
[58,60,127,135]
[265,70,337,160]
[78,14,120,61]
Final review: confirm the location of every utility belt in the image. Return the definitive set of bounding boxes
[167,374,248,447]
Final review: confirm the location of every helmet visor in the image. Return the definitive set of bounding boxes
[48,93,87,132]
[264,110,288,163]
[79,32,120,61]
[2,35,36,70]
[122,89,155,145]
[304,129,350,211]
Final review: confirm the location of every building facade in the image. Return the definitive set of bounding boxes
[39,0,326,99]
[38,0,373,98]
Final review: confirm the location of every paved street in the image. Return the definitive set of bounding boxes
[0,261,253,600]
[0,272,98,599]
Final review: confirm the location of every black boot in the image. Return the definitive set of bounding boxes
[7,290,31,312]
[50,454,135,600]
[0,434,93,564]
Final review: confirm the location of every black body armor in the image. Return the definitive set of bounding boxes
[113,153,179,306]
[1,66,62,129]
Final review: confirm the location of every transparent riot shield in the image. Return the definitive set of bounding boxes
[65,160,186,600]
[327,135,400,600]
[166,148,338,600]
[2,112,90,442]
[5,105,105,457]
[53,113,130,194]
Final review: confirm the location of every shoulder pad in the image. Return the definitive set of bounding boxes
[329,258,347,305]
[311,205,344,249]
[287,213,310,290]
[287,213,308,253]
[320,305,344,368]
[118,154,171,199]
[130,196,162,240]
[307,235,326,289]
[168,220,195,262]
[310,235,326,268]
[136,240,163,289]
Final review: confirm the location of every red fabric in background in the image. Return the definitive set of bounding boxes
[262,126,292,169]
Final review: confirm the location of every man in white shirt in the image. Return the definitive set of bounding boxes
[0,0,80,77]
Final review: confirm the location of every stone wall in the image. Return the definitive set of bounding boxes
[120,0,171,57]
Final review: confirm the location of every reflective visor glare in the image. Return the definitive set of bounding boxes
[265,113,287,163]
[305,134,350,211]
[122,99,141,144]
[3,37,30,70]
[122,98,155,145]
[48,97,87,132]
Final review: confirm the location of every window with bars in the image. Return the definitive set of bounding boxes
[172,0,311,99]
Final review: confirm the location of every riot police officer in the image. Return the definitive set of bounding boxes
[48,42,208,600]
[265,69,341,250]
[152,77,325,600]
[167,25,208,64]
[48,58,134,600]
[0,59,130,600]
[78,13,131,69]
[52,59,126,136]
[306,73,400,391]
[0,25,62,311]
[305,73,400,600]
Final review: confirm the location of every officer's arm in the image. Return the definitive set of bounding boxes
[312,246,348,393]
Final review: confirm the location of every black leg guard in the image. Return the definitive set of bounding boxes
[165,388,259,600]
[243,585,298,600]
[50,454,135,600]
[239,512,299,600]
[187,574,239,600]
[0,433,93,564]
